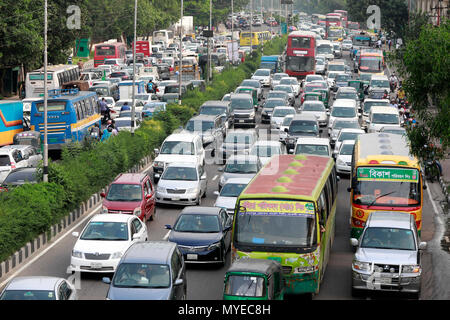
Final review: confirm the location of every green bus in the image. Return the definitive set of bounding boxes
[231,154,338,295]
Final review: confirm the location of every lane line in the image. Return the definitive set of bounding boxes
[212,174,218,181]
[163,230,171,241]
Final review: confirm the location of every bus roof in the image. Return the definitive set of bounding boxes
[355,133,419,167]
[288,31,317,38]
[34,90,96,103]
[239,154,334,200]
[30,64,79,73]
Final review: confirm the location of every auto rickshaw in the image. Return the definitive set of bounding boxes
[303,92,321,104]
[223,259,284,300]
[348,80,365,101]
[312,88,329,109]
[13,131,42,154]
[235,86,258,110]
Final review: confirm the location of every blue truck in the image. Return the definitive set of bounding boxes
[260,55,280,73]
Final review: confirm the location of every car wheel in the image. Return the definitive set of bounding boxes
[196,195,202,206]
[150,206,156,220]
[220,245,226,266]
[142,214,147,225]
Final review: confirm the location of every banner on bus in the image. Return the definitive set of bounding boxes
[239,200,315,216]
[357,167,419,182]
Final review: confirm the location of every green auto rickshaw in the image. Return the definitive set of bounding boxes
[312,88,329,109]
[303,92,322,103]
[223,258,284,300]
[348,80,365,101]
[235,86,258,110]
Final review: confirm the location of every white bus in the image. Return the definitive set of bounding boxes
[152,29,174,47]
[25,64,81,98]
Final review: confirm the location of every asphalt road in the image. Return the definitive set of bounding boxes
[1,48,447,300]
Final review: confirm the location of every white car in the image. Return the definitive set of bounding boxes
[156,80,177,98]
[335,140,355,174]
[333,128,365,158]
[342,39,353,51]
[279,77,300,97]
[0,148,29,184]
[328,99,359,134]
[134,93,159,105]
[213,178,251,215]
[329,119,361,146]
[251,69,272,87]
[114,99,145,115]
[303,74,325,88]
[293,137,331,157]
[271,73,289,87]
[367,106,401,133]
[113,117,141,132]
[300,101,328,127]
[315,59,326,75]
[270,106,296,130]
[279,114,294,144]
[249,140,286,166]
[68,214,148,273]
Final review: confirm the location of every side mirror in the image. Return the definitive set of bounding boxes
[284,128,289,133]
[100,192,106,198]
[133,233,141,241]
[213,191,220,196]
[165,224,172,230]
[419,242,427,250]
[154,148,160,156]
[218,167,224,172]
[72,232,79,237]
[201,174,207,180]
[350,238,359,247]
[211,149,215,157]
[174,278,184,286]
[102,277,111,285]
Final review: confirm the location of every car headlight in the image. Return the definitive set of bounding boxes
[402,265,421,273]
[157,185,166,193]
[133,207,141,216]
[102,205,109,214]
[187,187,199,194]
[352,260,371,271]
[249,111,255,119]
[337,158,346,166]
[207,241,221,251]
[153,161,164,168]
[294,266,315,273]
[219,176,226,185]
[72,250,83,259]
[110,251,123,259]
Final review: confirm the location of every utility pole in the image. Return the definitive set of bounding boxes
[179,0,183,105]
[231,0,234,65]
[250,0,253,51]
[43,0,48,182]
[131,0,137,136]
[208,0,212,82]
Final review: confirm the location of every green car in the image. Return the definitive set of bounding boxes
[312,88,329,109]
[303,92,322,103]
[235,86,258,109]
[358,73,372,91]
[223,259,284,300]
[348,80,365,100]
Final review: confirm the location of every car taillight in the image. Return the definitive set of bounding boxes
[11,162,16,170]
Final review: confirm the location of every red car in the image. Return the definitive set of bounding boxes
[301,83,324,105]
[101,173,156,223]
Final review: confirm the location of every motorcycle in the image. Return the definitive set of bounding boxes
[423,146,442,183]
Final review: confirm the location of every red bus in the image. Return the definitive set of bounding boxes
[334,10,348,27]
[132,40,151,57]
[347,21,360,30]
[94,42,127,67]
[285,31,316,79]
[325,13,342,38]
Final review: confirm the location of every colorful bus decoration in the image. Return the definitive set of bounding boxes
[0,101,24,146]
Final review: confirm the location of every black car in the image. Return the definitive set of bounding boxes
[165,207,232,265]
[0,167,39,192]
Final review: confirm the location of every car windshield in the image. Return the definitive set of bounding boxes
[254,70,270,76]
[336,74,351,82]
[241,80,259,88]
[225,161,258,174]
[382,128,406,135]
[264,100,285,109]
[250,146,280,157]
[231,98,252,110]
[339,144,354,155]
[338,132,362,142]
[295,144,329,156]
[224,275,265,297]
[289,120,318,134]
[160,141,194,155]
[273,108,295,118]
[303,103,325,112]
[306,76,323,82]
[135,95,150,101]
[174,214,220,233]
[304,85,321,93]
[336,92,357,100]
[80,221,128,241]
[0,290,56,300]
[185,120,214,132]
[161,166,198,181]
[282,116,293,126]
[316,45,333,55]
[328,64,345,72]
[359,74,372,82]
[274,86,292,93]
[371,79,390,88]
[316,59,325,65]
[225,134,253,144]
[106,184,142,202]
[3,170,37,185]
[220,183,248,197]
[331,107,356,118]
[113,263,171,288]
[372,113,399,124]
[199,106,226,116]
[280,79,297,86]
[267,92,286,100]
[364,101,389,113]
[360,227,416,250]
[115,119,134,128]
[273,74,288,80]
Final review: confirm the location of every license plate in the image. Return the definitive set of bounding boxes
[90,262,102,269]
[172,196,180,201]
[186,254,198,260]
[239,120,244,123]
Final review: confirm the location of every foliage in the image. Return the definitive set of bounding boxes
[294,0,347,15]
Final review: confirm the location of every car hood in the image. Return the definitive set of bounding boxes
[158,179,200,190]
[102,199,141,211]
[302,111,326,120]
[169,231,222,246]
[214,196,238,210]
[73,239,131,255]
[220,142,251,150]
[233,109,254,115]
[154,154,198,165]
[108,286,172,300]
[221,172,256,181]
[355,248,417,265]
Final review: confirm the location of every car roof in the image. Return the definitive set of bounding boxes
[370,106,398,113]
[337,87,357,92]
[227,129,257,135]
[165,162,197,168]
[201,100,229,107]
[231,93,252,99]
[273,106,295,111]
[227,154,259,162]
[341,139,356,145]
[112,173,147,184]
[367,211,413,229]
[223,177,252,185]
[339,128,365,134]
[122,241,176,264]
[165,133,199,142]
[332,99,357,107]
[5,276,63,291]
[296,137,330,145]
[371,75,388,80]
[180,206,222,215]
[292,113,319,121]
[90,213,134,223]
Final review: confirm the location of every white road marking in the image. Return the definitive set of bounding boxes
[163,230,171,241]
[212,175,218,181]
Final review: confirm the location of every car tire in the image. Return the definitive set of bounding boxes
[220,245,226,267]
[150,206,156,220]
[196,196,202,206]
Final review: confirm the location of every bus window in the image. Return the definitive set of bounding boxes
[324,181,332,219]
[318,191,327,224]
[75,102,81,120]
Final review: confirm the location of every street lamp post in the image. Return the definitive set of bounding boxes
[179,0,183,105]
[43,0,49,182]
[131,0,138,136]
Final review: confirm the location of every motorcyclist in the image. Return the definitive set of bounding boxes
[89,123,102,140]
[389,73,399,92]
[99,98,111,122]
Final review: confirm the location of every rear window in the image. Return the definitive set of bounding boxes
[0,155,11,166]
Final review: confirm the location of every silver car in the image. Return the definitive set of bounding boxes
[214,178,251,215]
[0,276,77,300]
[156,162,207,206]
[218,154,261,191]
[351,211,427,299]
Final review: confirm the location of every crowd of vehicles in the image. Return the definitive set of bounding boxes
[0,11,433,301]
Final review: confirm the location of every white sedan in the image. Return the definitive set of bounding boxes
[336,140,355,175]
[68,214,148,273]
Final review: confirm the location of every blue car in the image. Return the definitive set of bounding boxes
[142,102,167,119]
[165,207,232,266]
[102,241,186,300]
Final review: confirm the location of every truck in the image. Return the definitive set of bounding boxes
[174,16,194,35]
[118,80,146,100]
[260,55,280,73]
[0,101,25,146]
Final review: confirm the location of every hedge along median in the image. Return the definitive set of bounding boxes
[0,35,287,262]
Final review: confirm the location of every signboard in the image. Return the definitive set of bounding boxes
[239,200,315,217]
[281,23,287,35]
[203,30,213,38]
[357,167,419,183]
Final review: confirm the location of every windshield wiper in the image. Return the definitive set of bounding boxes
[367,191,397,208]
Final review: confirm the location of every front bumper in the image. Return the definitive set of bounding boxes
[178,244,223,263]
[352,270,421,293]
[336,162,351,174]
[156,190,200,205]
[233,118,255,127]
[68,256,121,273]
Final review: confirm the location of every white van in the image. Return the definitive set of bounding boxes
[369,75,390,93]
[367,106,401,133]
[293,137,331,157]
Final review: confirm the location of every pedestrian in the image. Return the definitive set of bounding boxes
[100,126,113,142]
[147,80,153,93]
[120,102,131,111]
[388,39,392,51]
[377,39,382,48]
[89,123,102,140]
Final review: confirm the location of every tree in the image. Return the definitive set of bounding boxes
[390,20,450,159]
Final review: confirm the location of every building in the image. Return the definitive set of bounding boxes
[414,0,449,25]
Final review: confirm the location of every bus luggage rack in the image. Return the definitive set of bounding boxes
[48,88,80,97]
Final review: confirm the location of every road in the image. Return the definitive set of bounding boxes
[1,46,448,301]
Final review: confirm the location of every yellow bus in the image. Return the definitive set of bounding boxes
[240,32,259,48]
[258,31,271,45]
[232,154,338,295]
[348,133,423,239]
